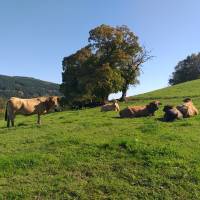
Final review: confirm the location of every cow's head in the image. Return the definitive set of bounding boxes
[147,100,162,114]
[183,98,192,103]
[45,96,61,112]
[163,105,174,112]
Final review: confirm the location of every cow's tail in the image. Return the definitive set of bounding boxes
[4,102,8,121]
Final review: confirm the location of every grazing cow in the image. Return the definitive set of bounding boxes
[101,100,120,112]
[5,96,60,127]
[119,101,161,118]
[176,98,199,118]
[163,105,183,122]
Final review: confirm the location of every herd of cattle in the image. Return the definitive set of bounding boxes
[4,96,199,127]
[101,98,199,121]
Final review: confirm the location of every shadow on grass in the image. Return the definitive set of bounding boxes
[17,122,29,127]
[111,116,123,119]
[156,117,166,122]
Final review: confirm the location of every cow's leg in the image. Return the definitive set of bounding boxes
[11,116,15,127]
[10,112,15,127]
[37,114,41,125]
[7,116,10,128]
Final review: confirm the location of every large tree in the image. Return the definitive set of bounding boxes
[61,24,150,106]
[88,24,151,100]
[169,53,200,85]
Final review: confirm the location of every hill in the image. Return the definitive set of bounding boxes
[0,80,200,199]
[0,74,61,99]
[130,79,200,100]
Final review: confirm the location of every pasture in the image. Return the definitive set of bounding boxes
[0,80,200,199]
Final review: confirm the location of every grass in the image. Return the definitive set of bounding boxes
[0,80,200,199]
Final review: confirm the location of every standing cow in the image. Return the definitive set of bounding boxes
[5,96,60,127]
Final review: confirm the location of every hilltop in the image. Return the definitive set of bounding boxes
[0,74,61,99]
[0,79,200,199]
[131,79,200,100]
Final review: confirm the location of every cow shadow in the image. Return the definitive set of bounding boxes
[111,116,124,119]
[156,117,165,122]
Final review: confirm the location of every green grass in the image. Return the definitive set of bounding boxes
[0,80,200,199]
[130,79,200,100]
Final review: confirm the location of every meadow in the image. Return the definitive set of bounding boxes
[0,80,200,199]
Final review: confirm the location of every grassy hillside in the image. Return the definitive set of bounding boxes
[0,80,200,199]
[130,79,200,100]
[0,74,61,99]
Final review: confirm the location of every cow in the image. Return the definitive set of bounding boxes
[163,105,183,122]
[5,96,60,127]
[119,101,161,118]
[101,100,120,112]
[176,98,199,118]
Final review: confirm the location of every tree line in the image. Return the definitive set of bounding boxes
[0,75,61,99]
[169,53,200,85]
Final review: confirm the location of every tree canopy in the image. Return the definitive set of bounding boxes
[169,53,200,85]
[61,24,150,106]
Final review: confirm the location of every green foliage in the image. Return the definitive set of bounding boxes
[1,80,200,198]
[0,75,60,99]
[61,24,149,105]
[169,53,200,85]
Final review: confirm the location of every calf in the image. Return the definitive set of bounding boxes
[101,100,120,112]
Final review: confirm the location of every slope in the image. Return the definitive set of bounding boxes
[0,80,200,199]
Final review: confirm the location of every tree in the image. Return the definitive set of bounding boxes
[88,24,151,100]
[169,53,200,85]
[60,46,123,106]
[60,46,93,105]
[61,24,150,106]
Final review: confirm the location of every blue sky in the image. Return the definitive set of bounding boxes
[0,0,200,97]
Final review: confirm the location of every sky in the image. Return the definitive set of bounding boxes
[0,0,200,98]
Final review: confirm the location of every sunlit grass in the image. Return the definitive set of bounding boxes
[0,80,200,199]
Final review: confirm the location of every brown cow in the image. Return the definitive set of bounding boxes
[119,101,161,118]
[177,98,199,118]
[101,100,120,112]
[163,105,183,122]
[5,96,60,127]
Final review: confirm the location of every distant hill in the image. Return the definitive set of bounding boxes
[0,74,61,99]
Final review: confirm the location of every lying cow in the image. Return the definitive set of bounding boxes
[163,105,183,122]
[101,100,120,112]
[119,101,161,118]
[177,98,199,118]
[5,96,60,127]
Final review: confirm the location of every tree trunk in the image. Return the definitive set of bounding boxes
[120,84,128,102]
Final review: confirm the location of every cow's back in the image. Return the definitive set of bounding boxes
[8,97,23,111]
[129,105,149,117]
[8,97,45,115]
